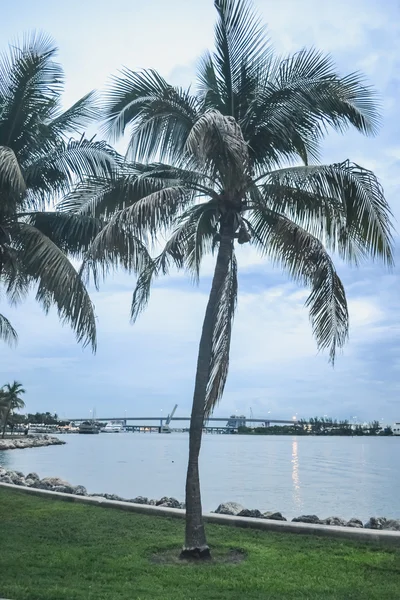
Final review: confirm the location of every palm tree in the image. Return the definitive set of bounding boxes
[0,32,122,348]
[1,381,25,438]
[63,0,393,557]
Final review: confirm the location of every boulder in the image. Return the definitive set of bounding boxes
[322,516,348,527]
[72,485,87,496]
[215,502,245,516]
[0,475,13,484]
[237,509,264,519]
[382,519,400,531]
[148,499,157,506]
[292,515,322,524]
[6,471,25,485]
[156,497,181,509]
[41,477,72,488]
[53,485,75,494]
[129,496,149,505]
[364,517,387,530]
[26,472,40,481]
[263,511,287,521]
[31,480,53,490]
[346,518,363,528]
[100,493,125,501]
[24,478,36,487]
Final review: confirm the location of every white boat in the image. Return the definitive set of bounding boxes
[393,423,400,436]
[102,421,125,433]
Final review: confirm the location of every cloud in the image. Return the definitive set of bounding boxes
[1,0,399,425]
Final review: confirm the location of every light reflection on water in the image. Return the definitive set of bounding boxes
[291,439,301,511]
[0,434,398,520]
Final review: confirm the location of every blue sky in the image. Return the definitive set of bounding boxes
[1,0,400,423]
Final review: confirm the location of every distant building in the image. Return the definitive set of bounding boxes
[227,415,246,429]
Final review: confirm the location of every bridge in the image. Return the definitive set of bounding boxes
[65,415,297,432]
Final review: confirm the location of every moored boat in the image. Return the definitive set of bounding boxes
[79,421,99,434]
[101,421,125,433]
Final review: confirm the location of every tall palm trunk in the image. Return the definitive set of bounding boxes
[1,405,11,438]
[181,222,234,559]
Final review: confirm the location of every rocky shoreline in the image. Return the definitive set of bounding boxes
[0,466,399,531]
[0,435,65,451]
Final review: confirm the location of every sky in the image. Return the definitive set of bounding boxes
[1,0,400,424]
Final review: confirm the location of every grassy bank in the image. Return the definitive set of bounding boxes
[0,488,399,599]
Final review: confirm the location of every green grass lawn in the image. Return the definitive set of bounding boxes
[0,489,399,600]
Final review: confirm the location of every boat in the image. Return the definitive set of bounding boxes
[393,423,400,436]
[79,421,99,434]
[102,421,125,433]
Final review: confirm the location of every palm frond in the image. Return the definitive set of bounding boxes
[275,48,380,135]
[205,251,237,416]
[0,146,26,197]
[259,162,394,265]
[48,91,100,136]
[0,32,63,152]
[103,69,199,162]
[102,68,171,140]
[0,313,18,346]
[93,184,194,241]
[125,87,199,163]
[248,207,348,363]
[12,222,97,349]
[80,219,151,289]
[23,137,118,205]
[130,201,219,321]
[213,0,269,115]
[22,211,104,256]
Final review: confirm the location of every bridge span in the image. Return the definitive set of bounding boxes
[66,416,296,426]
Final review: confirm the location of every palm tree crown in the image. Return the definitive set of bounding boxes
[0,380,25,438]
[0,33,119,348]
[61,0,394,556]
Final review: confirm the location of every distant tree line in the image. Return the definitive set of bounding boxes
[238,416,393,436]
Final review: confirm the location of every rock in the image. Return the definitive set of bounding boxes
[129,496,149,505]
[24,478,36,487]
[6,471,25,485]
[148,499,157,506]
[41,477,72,488]
[156,497,181,509]
[53,485,75,494]
[382,519,400,531]
[72,485,87,496]
[0,475,13,484]
[292,515,322,524]
[237,509,264,518]
[215,502,245,516]
[100,493,125,501]
[0,436,64,450]
[346,518,363,528]
[322,516,348,527]
[364,517,387,530]
[263,511,287,521]
[31,480,53,491]
[26,472,40,481]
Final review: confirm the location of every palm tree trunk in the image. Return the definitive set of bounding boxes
[1,406,11,439]
[181,223,234,559]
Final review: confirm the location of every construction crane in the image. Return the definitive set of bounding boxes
[160,404,178,433]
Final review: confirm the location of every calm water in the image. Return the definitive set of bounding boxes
[0,434,398,521]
